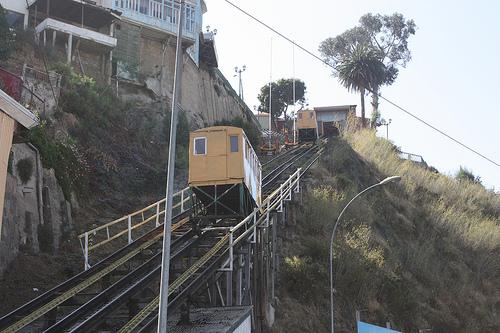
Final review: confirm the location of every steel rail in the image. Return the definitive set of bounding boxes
[262,145,314,184]
[0,216,190,333]
[117,234,230,333]
[59,231,200,333]
[262,144,319,190]
[261,143,305,168]
[135,245,233,333]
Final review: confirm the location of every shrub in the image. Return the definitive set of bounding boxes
[455,166,481,185]
[16,158,34,184]
[28,122,85,199]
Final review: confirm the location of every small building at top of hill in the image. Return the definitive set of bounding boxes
[314,105,357,136]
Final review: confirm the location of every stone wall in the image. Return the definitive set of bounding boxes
[0,143,71,274]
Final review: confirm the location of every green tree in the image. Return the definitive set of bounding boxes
[336,44,386,127]
[0,5,15,61]
[455,166,482,185]
[319,13,416,116]
[257,78,306,121]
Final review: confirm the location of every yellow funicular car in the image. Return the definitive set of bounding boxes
[189,126,261,225]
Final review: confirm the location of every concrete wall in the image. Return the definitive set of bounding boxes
[0,143,71,275]
[117,25,258,130]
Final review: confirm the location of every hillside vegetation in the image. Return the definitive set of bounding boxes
[274,130,499,333]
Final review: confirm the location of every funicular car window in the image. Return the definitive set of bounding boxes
[194,137,206,155]
[230,135,238,152]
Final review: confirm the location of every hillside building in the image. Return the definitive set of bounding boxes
[314,105,357,136]
[0,78,39,238]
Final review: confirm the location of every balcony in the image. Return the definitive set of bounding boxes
[111,0,200,41]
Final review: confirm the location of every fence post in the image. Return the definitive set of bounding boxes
[181,189,185,212]
[295,169,301,193]
[156,202,161,227]
[278,186,283,212]
[84,232,89,271]
[229,232,233,271]
[128,215,132,244]
[252,212,257,243]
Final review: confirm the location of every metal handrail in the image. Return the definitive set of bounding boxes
[78,187,191,270]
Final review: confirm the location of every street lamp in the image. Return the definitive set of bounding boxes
[329,176,401,333]
[379,118,392,140]
[234,65,246,100]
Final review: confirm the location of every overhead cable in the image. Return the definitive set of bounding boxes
[223,0,500,168]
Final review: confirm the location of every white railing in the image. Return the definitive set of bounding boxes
[213,168,302,272]
[399,151,425,164]
[78,187,191,270]
[113,0,198,38]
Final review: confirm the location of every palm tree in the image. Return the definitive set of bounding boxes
[336,44,386,127]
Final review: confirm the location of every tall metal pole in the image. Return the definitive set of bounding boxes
[268,38,273,150]
[239,71,244,101]
[234,66,246,101]
[158,2,185,332]
[292,44,296,144]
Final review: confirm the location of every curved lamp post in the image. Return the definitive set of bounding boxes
[329,176,401,333]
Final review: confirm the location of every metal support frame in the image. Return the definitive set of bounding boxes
[194,183,242,217]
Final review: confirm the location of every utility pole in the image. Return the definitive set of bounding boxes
[234,65,246,101]
[268,38,273,151]
[157,1,185,332]
[292,44,296,144]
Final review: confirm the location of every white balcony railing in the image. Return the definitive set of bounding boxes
[113,0,199,40]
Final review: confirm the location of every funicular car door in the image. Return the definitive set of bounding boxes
[227,130,243,180]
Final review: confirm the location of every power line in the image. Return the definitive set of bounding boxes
[223,0,500,169]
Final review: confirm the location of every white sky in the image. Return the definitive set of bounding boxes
[204,0,500,190]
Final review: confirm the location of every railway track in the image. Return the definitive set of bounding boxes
[0,214,191,333]
[262,141,324,196]
[1,139,325,333]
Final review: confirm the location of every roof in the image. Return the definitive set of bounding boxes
[193,126,243,133]
[35,18,117,48]
[314,105,357,113]
[0,89,39,129]
[168,307,252,333]
[29,0,121,28]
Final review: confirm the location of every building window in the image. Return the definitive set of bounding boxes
[310,112,314,118]
[194,137,206,155]
[185,4,196,32]
[298,113,302,119]
[230,135,238,153]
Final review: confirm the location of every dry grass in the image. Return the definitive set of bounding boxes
[345,130,500,253]
[273,131,500,333]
